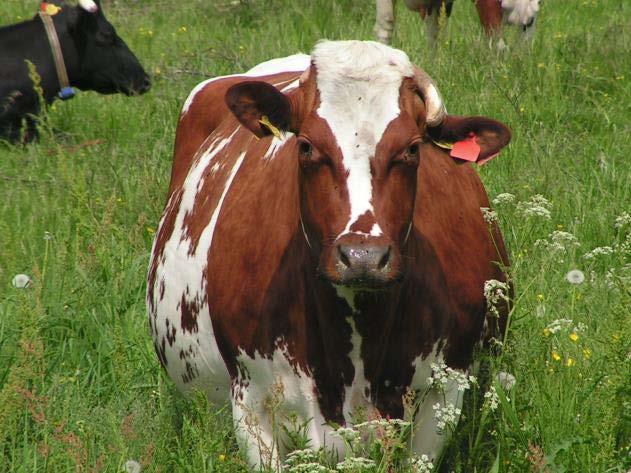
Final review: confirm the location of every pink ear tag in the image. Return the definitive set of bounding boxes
[450,133,480,163]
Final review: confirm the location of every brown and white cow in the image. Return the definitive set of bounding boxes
[374,0,540,47]
[148,40,510,470]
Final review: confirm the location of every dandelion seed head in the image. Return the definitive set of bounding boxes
[566,269,585,284]
[496,371,516,391]
[12,274,31,288]
[124,460,141,473]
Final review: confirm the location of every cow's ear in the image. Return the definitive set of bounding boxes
[225,81,292,138]
[427,115,511,164]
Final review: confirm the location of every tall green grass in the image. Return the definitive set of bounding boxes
[1,0,629,471]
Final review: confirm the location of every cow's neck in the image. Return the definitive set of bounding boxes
[35,15,80,102]
[304,234,448,420]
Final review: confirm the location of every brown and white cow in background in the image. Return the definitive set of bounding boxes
[148,40,510,470]
[374,0,541,47]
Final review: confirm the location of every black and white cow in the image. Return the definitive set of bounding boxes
[0,0,150,143]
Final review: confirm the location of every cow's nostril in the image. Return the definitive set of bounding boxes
[338,245,352,269]
[377,246,391,270]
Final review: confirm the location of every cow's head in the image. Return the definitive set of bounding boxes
[227,41,510,289]
[56,0,150,95]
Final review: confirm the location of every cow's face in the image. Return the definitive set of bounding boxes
[68,0,150,95]
[226,41,510,289]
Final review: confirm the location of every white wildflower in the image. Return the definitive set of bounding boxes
[616,233,631,254]
[12,274,31,288]
[614,211,631,229]
[484,386,500,411]
[410,454,434,473]
[535,230,580,255]
[545,318,573,334]
[336,456,376,471]
[43,231,54,241]
[516,194,552,219]
[574,322,588,333]
[332,426,360,444]
[492,193,515,205]
[285,449,331,473]
[484,279,510,318]
[426,361,477,392]
[566,269,585,284]
[480,207,498,224]
[583,246,614,259]
[432,402,461,433]
[124,460,141,473]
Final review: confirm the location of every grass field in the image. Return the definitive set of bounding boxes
[1,0,629,471]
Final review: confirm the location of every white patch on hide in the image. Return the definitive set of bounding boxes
[181,54,310,116]
[501,0,540,26]
[233,343,342,470]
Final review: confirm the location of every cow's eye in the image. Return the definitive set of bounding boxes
[405,143,419,160]
[298,140,312,158]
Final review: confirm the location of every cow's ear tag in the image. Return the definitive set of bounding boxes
[41,3,62,15]
[450,132,480,162]
[259,115,281,139]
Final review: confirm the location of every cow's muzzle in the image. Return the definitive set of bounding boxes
[325,235,401,288]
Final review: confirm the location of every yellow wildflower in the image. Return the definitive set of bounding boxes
[569,332,579,342]
[543,328,551,337]
[551,350,561,362]
[582,348,591,359]
[218,454,226,462]
[537,294,544,302]
[566,358,575,367]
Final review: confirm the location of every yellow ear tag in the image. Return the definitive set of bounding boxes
[430,138,453,150]
[43,3,62,15]
[259,115,281,139]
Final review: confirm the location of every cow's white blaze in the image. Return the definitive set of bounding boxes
[312,41,413,236]
[78,0,98,12]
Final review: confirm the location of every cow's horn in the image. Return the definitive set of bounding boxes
[413,67,446,127]
[78,0,99,12]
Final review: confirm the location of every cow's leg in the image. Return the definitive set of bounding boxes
[422,2,453,47]
[475,0,503,46]
[374,0,396,44]
[409,356,466,463]
[231,387,281,472]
